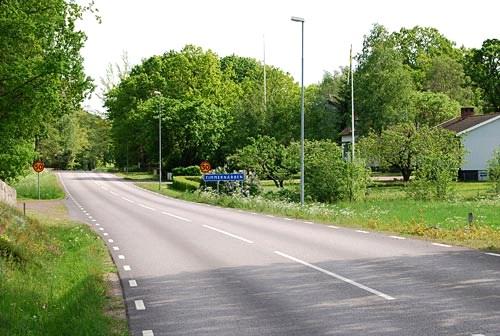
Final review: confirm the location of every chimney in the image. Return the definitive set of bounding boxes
[461,107,475,119]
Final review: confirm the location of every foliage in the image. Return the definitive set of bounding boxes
[172,165,201,176]
[227,136,298,188]
[488,147,500,194]
[13,170,65,200]
[465,39,500,111]
[172,176,199,192]
[0,203,128,336]
[38,110,113,170]
[412,91,460,126]
[408,128,464,199]
[299,140,369,203]
[0,0,93,181]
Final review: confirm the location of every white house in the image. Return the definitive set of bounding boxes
[441,107,500,181]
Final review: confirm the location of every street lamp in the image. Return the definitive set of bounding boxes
[153,91,162,191]
[291,16,305,206]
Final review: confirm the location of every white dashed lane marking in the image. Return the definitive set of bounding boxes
[485,252,500,257]
[138,204,156,211]
[161,211,191,222]
[432,243,451,247]
[123,265,131,271]
[389,235,406,240]
[356,230,369,234]
[274,251,395,301]
[142,330,154,336]
[121,197,135,203]
[118,255,125,259]
[129,280,137,287]
[203,225,254,244]
[328,225,339,229]
[103,233,109,236]
[134,300,146,310]
[113,246,119,251]
[108,239,114,243]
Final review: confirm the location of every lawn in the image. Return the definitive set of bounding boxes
[120,172,500,251]
[0,202,128,336]
[13,170,65,200]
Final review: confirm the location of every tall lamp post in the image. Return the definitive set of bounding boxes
[291,16,305,206]
[154,91,162,190]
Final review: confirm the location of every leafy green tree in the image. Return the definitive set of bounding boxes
[488,147,500,194]
[465,39,500,111]
[358,123,421,182]
[412,91,460,127]
[0,0,92,180]
[355,39,416,133]
[410,128,464,199]
[227,136,297,188]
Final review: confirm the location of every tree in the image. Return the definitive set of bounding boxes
[412,91,460,127]
[227,136,297,188]
[0,0,92,180]
[488,147,500,194]
[355,37,416,133]
[465,39,500,111]
[358,123,421,182]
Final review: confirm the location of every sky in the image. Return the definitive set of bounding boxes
[77,0,500,113]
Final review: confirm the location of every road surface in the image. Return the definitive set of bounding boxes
[59,171,500,336]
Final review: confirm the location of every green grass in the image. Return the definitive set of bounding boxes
[128,175,500,251]
[13,170,65,200]
[0,203,128,336]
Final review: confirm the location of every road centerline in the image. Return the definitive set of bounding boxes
[161,211,191,222]
[273,250,395,301]
[202,225,254,244]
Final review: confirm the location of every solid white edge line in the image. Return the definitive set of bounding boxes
[432,243,451,247]
[485,252,500,257]
[389,235,406,240]
[203,225,254,244]
[356,230,369,234]
[129,280,137,287]
[274,251,395,301]
[142,330,154,336]
[134,300,146,310]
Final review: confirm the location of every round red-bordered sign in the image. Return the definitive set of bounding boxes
[33,160,45,173]
[199,160,212,174]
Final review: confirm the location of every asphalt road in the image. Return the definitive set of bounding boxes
[58,171,500,336]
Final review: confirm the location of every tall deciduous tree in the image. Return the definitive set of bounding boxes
[0,0,92,181]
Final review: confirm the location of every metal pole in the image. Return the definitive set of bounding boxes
[158,102,162,191]
[37,172,40,200]
[350,44,355,161]
[263,34,267,110]
[300,20,305,206]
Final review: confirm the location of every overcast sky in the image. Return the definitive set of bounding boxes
[77,0,500,113]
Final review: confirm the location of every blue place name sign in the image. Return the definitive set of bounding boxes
[203,173,245,182]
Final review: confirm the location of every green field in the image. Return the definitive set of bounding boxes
[120,172,500,251]
[13,170,65,200]
[0,203,128,336]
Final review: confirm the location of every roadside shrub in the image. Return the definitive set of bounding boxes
[488,147,500,194]
[172,165,201,176]
[304,140,370,203]
[172,176,199,192]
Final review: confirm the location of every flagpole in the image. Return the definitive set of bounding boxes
[350,44,355,161]
[263,34,267,110]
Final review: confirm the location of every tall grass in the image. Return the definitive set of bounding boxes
[13,170,65,199]
[0,203,128,335]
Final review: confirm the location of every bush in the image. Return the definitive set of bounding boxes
[304,140,370,203]
[488,147,500,194]
[172,176,200,192]
[172,165,201,176]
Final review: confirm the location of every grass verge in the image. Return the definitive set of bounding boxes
[0,202,128,336]
[125,175,500,252]
[13,170,65,200]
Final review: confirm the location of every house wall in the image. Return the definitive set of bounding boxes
[461,117,500,171]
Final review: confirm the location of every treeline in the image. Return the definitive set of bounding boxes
[106,25,498,173]
[0,0,93,181]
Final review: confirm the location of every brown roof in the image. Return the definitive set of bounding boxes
[440,113,500,133]
[340,127,352,136]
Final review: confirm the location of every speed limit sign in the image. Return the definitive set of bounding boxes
[33,160,45,173]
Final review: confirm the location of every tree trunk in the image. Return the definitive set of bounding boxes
[401,168,412,182]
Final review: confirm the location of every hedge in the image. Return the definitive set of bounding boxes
[172,176,200,192]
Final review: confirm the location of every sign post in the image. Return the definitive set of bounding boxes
[32,160,45,200]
